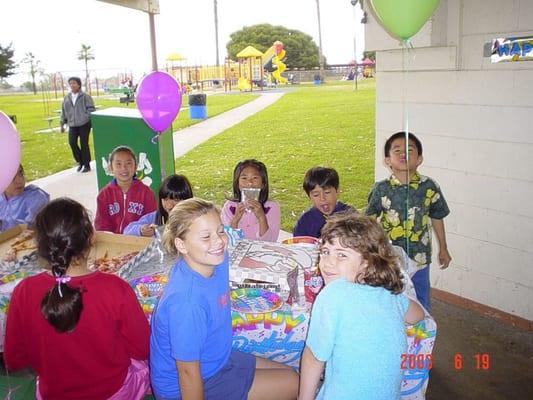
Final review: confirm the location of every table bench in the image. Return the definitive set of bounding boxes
[43,115,61,129]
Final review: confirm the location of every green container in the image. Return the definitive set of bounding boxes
[91,107,175,198]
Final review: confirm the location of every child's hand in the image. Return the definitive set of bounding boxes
[140,224,156,237]
[247,199,265,220]
[439,248,452,269]
[231,203,247,227]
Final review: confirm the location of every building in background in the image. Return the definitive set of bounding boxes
[364,0,532,325]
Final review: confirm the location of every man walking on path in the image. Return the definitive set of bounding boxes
[61,77,95,173]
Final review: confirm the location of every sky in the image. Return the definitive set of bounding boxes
[1,0,365,86]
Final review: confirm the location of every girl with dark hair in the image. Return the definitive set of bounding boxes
[94,145,157,234]
[123,174,194,237]
[221,159,280,241]
[4,198,150,400]
[299,211,424,400]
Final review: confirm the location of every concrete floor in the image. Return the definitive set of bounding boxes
[427,299,533,399]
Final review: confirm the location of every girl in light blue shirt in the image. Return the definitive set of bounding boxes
[299,211,424,400]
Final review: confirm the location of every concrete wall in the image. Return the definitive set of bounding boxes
[365,0,533,320]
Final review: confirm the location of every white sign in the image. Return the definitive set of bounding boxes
[491,37,533,63]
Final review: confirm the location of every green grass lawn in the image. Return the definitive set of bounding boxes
[175,80,376,232]
[0,92,258,181]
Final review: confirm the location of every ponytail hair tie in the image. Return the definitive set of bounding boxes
[55,275,72,298]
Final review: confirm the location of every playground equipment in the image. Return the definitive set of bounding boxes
[235,41,289,91]
[362,57,375,77]
[236,46,264,92]
[262,41,288,84]
[162,42,289,93]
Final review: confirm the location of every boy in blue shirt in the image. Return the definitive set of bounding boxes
[366,132,451,311]
[293,167,351,238]
[0,165,49,232]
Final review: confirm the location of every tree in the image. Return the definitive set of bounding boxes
[77,44,94,93]
[21,81,34,92]
[226,24,320,69]
[0,43,16,79]
[22,52,42,95]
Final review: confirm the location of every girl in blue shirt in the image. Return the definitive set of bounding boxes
[150,198,298,400]
[299,211,424,400]
[123,174,193,237]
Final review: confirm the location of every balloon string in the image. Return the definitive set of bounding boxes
[402,40,412,259]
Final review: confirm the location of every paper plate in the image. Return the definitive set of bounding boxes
[130,274,168,322]
[282,236,319,246]
[130,274,168,298]
[231,288,283,314]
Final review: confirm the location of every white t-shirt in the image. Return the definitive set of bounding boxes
[71,92,79,105]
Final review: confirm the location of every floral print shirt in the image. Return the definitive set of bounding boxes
[365,172,449,268]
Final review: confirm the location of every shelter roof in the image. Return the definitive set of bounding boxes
[166,52,185,61]
[237,46,263,58]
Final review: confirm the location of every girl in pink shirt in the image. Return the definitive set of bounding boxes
[221,159,280,242]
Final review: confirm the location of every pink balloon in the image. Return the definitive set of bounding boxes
[0,111,21,193]
[136,71,182,133]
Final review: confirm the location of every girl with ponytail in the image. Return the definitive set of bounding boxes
[4,198,150,400]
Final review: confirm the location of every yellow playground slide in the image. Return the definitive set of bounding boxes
[238,76,251,91]
[263,41,288,84]
[271,50,288,84]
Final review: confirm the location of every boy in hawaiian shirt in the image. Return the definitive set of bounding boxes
[366,132,451,311]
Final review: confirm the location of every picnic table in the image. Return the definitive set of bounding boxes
[0,235,435,400]
[44,106,102,129]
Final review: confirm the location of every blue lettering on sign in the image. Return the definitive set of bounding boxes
[522,41,532,56]
[510,42,521,56]
[497,43,510,56]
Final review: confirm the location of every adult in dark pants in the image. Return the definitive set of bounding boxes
[60,77,95,173]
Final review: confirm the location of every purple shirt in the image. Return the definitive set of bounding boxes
[0,185,50,232]
[293,202,351,238]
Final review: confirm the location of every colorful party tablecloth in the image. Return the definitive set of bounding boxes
[231,301,436,400]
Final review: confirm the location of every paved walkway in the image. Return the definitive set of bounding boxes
[29,92,284,217]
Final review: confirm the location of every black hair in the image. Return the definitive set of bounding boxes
[36,198,93,333]
[68,77,82,87]
[108,145,137,165]
[303,167,339,195]
[384,131,423,157]
[231,159,269,205]
[155,174,194,225]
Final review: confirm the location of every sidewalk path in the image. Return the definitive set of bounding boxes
[30,92,284,217]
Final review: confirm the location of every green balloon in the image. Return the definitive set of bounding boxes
[369,0,440,41]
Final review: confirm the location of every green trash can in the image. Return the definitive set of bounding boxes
[91,107,175,198]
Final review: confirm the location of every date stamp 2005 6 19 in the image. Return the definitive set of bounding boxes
[400,353,491,371]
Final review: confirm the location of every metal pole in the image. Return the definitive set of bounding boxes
[149,12,158,71]
[315,0,324,81]
[214,0,220,67]
[351,0,358,91]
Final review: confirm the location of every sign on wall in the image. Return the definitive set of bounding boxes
[491,36,533,63]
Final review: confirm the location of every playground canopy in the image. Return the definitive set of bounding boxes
[236,46,264,58]
[166,52,186,61]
